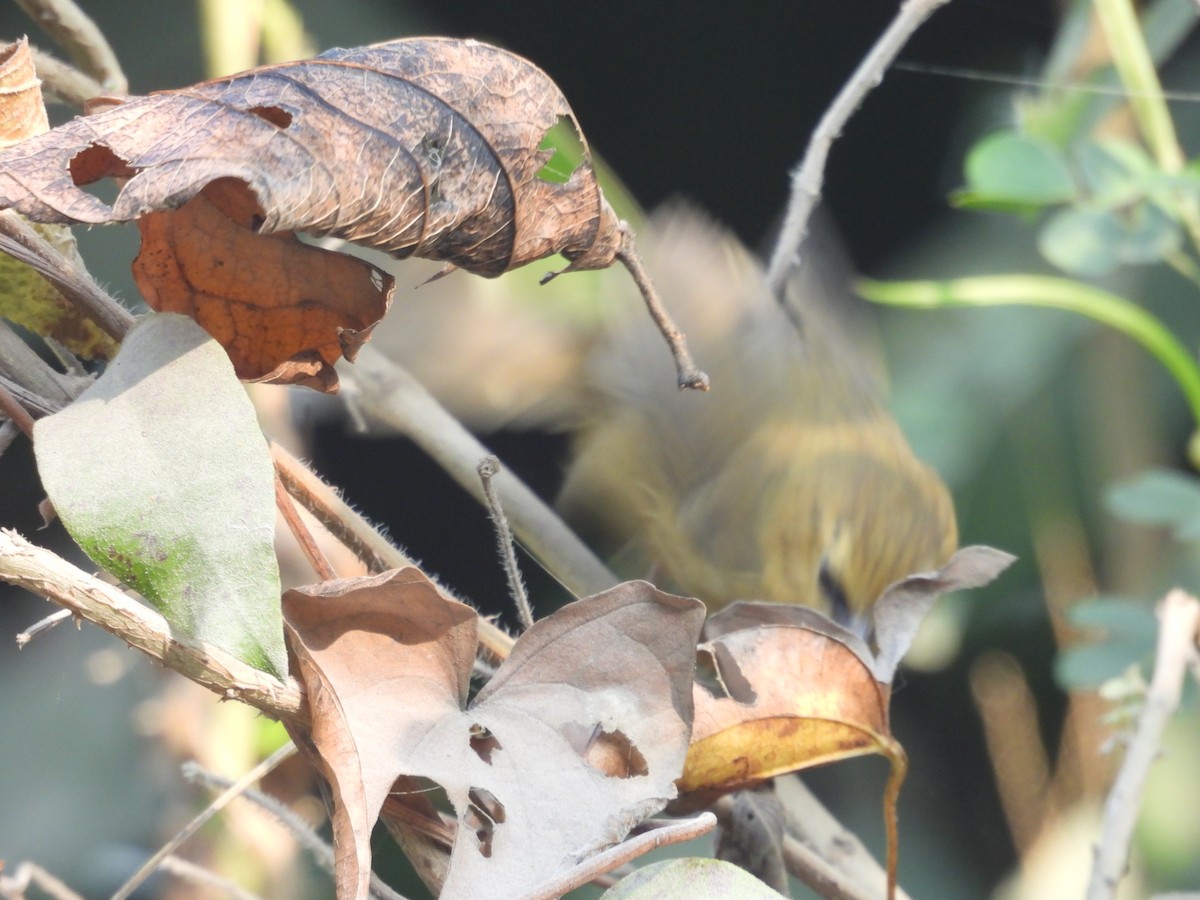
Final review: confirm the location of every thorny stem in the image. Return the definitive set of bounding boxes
[614,225,710,391]
[764,0,953,297]
[270,442,517,660]
[14,0,127,92]
[274,473,336,581]
[477,455,534,631]
[111,743,298,900]
[271,441,402,575]
[1086,589,1200,900]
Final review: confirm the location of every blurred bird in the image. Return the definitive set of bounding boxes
[555,204,958,632]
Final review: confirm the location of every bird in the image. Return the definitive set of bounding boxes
[555,203,958,634]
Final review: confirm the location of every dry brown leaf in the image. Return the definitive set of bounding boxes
[282,568,477,899]
[283,570,705,900]
[677,604,897,807]
[0,38,707,389]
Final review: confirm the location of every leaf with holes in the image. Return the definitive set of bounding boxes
[0,37,704,390]
[282,570,705,900]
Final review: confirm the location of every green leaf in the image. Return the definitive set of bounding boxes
[33,313,285,675]
[602,858,783,899]
[1038,202,1180,276]
[1106,468,1200,540]
[1075,138,1151,208]
[959,131,1078,209]
[1055,596,1156,690]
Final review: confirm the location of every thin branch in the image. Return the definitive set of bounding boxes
[0,380,36,437]
[15,607,72,646]
[343,347,620,600]
[0,861,84,900]
[1086,589,1200,900]
[525,813,718,900]
[274,473,336,581]
[774,774,914,900]
[112,743,297,900]
[29,45,106,106]
[14,0,127,92]
[155,856,264,900]
[765,0,953,297]
[477,455,533,630]
[0,210,135,344]
[270,440,408,575]
[185,764,410,900]
[0,529,305,721]
[613,225,709,391]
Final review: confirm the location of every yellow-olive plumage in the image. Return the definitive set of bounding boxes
[557,206,957,628]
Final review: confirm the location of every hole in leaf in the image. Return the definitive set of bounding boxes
[469,723,501,764]
[465,787,505,858]
[561,722,649,779]
[536,115,585,184]
[695,642,756,705]
[246,105,293,129]
[69,144,136,186]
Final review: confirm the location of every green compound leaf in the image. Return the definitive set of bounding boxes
[33,313,285,675]
[1106,468,1200,540]
[955,131,1078,212]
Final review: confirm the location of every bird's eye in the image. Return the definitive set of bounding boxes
[818,559,853,628]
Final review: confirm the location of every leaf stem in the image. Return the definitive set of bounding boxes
[765,0,953,296]
[859,274,1200,465]
[273,474,336,581]
[477,456,534,631]
[615,225,709,391]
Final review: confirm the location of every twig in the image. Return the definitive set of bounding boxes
[270,441,517,660]
[155,856,263,900]
[271,441,404,575]
[0,380,36,437]
[29,45,106,106]
[774,774,914,900]
[1086,589,1200,900]
[0,861,84,900]
[274,473,336,581]
[525,813,718,900]
[185,763,410,900]
[15,607,72,646]
[111,743,297,900]
[14,0,127,92]
[764,0,953,297]
[0,210,135,344]
[613,225,709,391]
[477,455,533,630]
[344,348,620,600]
[0,529,305,721]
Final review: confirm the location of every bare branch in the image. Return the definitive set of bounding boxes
[29,45,105,106]
[14,0,127,92]
[112,743,297,900]
[1087,589,1200,900]
[0,529,304,721]
[765,0,953,297]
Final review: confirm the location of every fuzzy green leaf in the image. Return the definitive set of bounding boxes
[33,313,285,675]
